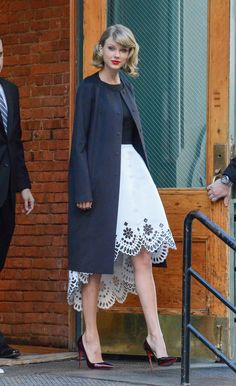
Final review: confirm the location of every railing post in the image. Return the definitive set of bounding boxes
[181,214,193,386]
[180,210,236,385]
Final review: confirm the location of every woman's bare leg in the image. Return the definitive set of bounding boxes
[82,273,103,363]
[132,248,168,357]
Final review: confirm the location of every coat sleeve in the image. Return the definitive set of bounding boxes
[14,86,31,192]
[223,157,236,183]
[69,81,94,204]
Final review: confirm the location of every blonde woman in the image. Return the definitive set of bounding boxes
[68,24,176,369]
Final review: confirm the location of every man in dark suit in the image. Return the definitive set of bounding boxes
[207,157,236,206]
[0,38,34,358]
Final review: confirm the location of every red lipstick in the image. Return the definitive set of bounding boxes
[111,60,121,65]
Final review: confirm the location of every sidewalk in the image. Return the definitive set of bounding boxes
[0,355,235,386]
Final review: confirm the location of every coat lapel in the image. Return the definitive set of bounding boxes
[0,77,13,138]
[120,81,149,166]
[0,103,7,140]
[120,85,142,134]
[0,116,6,138]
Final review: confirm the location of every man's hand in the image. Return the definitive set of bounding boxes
[21,188,35,215]
[207,179,231,207]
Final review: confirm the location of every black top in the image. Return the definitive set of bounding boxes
[121,96,136,144]
[97,76,136,145]
[98,77,123,92]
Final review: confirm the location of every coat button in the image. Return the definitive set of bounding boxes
[3,163,9,167]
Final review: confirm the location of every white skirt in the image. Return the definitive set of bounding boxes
[68,145,176,311]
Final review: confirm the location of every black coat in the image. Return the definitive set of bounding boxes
[68,72,148,274]
[223,157,236,183]
[0,77,31,269]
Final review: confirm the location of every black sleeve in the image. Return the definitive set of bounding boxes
[223,157,236,183]
[15,86,31,192]
[69,81,94,204]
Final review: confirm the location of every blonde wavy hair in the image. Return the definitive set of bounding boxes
[93,24,139,77]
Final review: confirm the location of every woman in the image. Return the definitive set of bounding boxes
[68,24,176,369]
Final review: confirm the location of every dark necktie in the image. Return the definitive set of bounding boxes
[0,92,8,134]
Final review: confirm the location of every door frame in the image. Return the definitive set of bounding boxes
[229,0,236,361]
[68,0,107,350]
[68,0,77,351]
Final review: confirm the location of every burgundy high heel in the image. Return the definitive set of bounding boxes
[143,339,177,369]
[77,335,113,369]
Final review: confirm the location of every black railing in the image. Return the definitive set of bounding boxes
[181,210,236,386]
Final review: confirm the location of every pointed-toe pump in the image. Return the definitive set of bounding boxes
[143,339,177,369]
[77,335,113,370]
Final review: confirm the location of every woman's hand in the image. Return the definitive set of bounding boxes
[76,201,93,210]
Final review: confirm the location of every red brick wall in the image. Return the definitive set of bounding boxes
[0,0,70,347]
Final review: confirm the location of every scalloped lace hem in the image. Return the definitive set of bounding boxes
[67,224,176,312]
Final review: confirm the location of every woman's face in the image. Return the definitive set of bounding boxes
[102,37,130,72]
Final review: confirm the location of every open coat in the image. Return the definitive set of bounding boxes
[68,72,148,274]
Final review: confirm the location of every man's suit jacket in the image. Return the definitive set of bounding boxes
[224,157,236,183]
[0,77,31,269]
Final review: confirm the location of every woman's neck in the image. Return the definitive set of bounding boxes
[99,68,120,85]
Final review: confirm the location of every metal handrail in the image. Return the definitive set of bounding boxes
[181,210,236,386]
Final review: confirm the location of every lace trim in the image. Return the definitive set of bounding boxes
[67,219,176,312]
[115,218,176,263]
[67,257,138,312]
